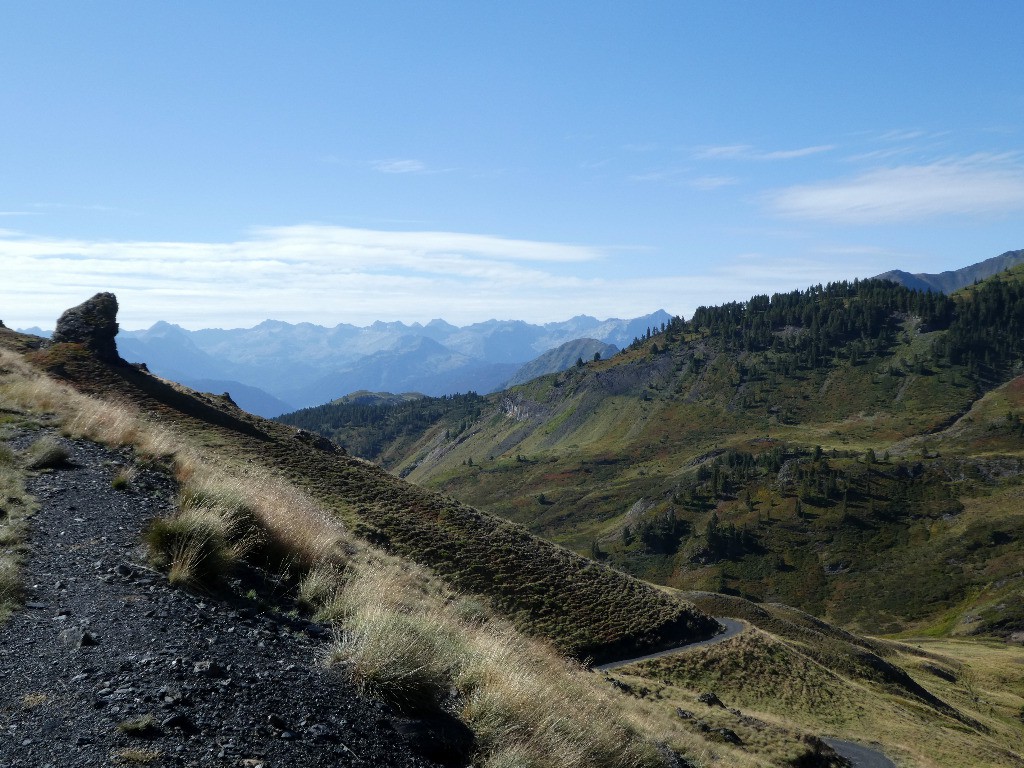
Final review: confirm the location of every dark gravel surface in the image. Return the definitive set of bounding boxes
[0,435,444,768]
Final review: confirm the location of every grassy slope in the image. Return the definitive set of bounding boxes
[312,276,1024,638]
[611,591,1024,767]
[4,330,717,662]
[5,323,1022,765]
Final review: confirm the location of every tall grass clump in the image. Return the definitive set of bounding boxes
[322,560,665,768]
[23,435,70,470]
[174,461,354,574]
[144,506,243,587]
[0,437,33,617]
[331,601,466,713]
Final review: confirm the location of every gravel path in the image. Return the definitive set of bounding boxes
[0,435,448,768]
[593,618,746,671]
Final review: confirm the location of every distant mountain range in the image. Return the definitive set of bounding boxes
[19,250,1020,419]
[874,248,1024,293]
[41,311,669,416]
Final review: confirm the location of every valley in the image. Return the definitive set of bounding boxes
[3,268,1024,766]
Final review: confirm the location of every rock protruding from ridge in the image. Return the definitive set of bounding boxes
[51,292,122,363]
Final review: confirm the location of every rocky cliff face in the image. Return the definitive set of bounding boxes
[50,292,122,363]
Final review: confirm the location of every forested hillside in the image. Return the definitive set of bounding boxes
[281,268,1024,638]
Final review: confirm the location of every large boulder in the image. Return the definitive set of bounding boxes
[51,292,122,363]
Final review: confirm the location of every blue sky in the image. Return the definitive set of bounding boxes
[2,2,1023,329]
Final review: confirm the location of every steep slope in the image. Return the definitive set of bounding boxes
[875,248,1024,293]
[0,322,718,664]
[0,436,434,768]
[296,268,1024,637]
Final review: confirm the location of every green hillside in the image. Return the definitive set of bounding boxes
[1,326,717,663]
[5,297,1022,767]
[281,269,1024,637]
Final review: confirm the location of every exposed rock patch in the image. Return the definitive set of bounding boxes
[50,292,122,363]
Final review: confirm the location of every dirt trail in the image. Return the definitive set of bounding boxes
[0,435,444,768]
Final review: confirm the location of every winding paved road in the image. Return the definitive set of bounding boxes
[594,620,896,768]
[823,738,896,768]
[594,617,746,671]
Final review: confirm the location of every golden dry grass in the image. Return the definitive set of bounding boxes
[321,558,665,768]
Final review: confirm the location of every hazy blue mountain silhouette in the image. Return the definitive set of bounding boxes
[116,311,672,414]
[874,249,1024,294]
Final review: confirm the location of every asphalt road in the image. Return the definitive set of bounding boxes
[593,620,897,768]
[593,617,745,671]
[823,738,896,768]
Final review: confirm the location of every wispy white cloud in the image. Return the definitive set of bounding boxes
[767,154,1024,224]
[876,129,929,142]
[693,144,834,161]
[693,144,753,159]
[0,224,884,330]
[0,225,611,328]
[628,168,689,183]
[629,169,738,189]
[623,142,659,152]
[690,175,739,190]
[372,158,426,174]
[758,145,835,160]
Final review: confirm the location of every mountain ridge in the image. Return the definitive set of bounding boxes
[874,248,1024,293]
[284,258,1024,643]
[112,310,672,415]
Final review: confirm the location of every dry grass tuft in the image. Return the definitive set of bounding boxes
[111,464,137,490]
[21,692,48,709]
[0,560,21,608]
[112,747,161,764]
[117,714,160,739]
[23,435,70,469]
[298,564,345,611]
[144,506,245,587]
[324,560,664,767]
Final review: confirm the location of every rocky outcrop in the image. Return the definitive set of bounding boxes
[51,292,122,363]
